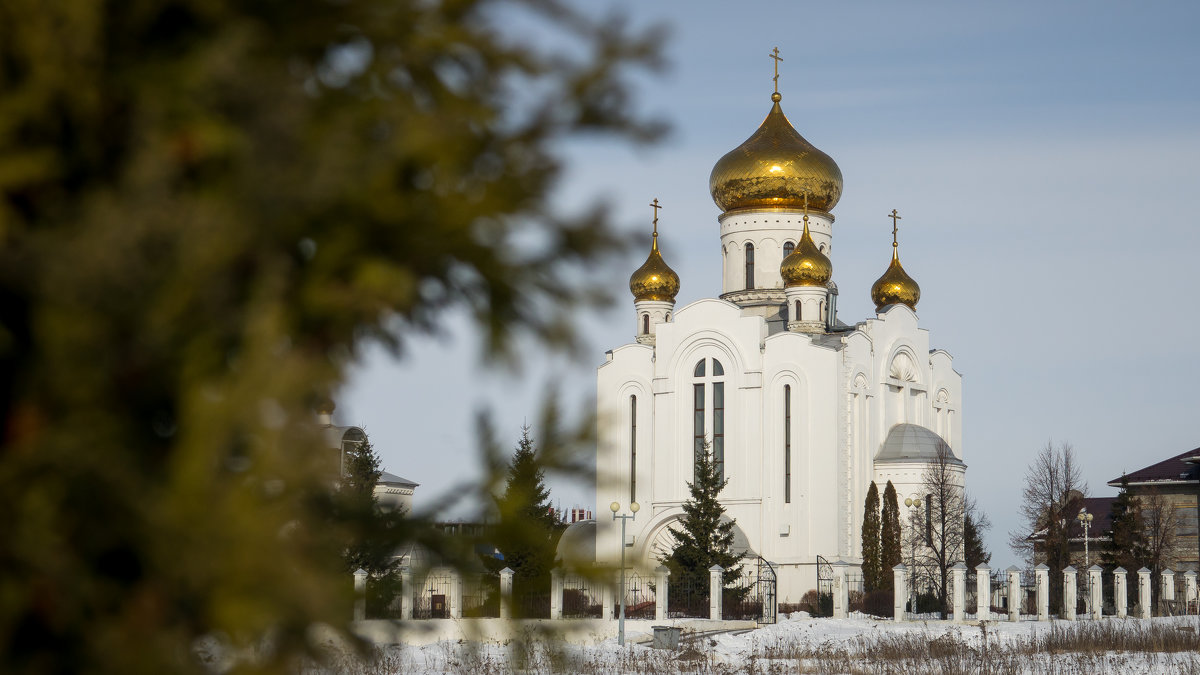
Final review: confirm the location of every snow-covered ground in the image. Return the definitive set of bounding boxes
[319,613,1200,674]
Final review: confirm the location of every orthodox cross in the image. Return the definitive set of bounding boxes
[770,47,783,93]
[650,198,662,235]
[888,209,901,247]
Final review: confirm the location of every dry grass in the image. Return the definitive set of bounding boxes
[307,618,1200,675]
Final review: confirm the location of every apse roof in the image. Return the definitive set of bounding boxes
[379,471,418,488]
[876,424,962,464]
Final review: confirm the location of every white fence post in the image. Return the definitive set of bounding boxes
[499,567,514,620]
[1138,567,1152,619]
[976,564,991,621]
[1088,565,1102,620]
[709,565,724,620]
[1034,564,1049,621]
[951,563,966,622]
[449,568,463,619]
[833,560,848,619]
[655,565,670,621]
[550,568,563,620]
[1063,566,1077,621]
[1163,569,1176,615]
[893,564,907,622]
[1007,566,1021,622]
[400,567,413,620]
[1185,571,1197,612]
[1113,567,1127,618]
[353,568,368,622]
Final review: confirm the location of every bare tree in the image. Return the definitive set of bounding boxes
[919,443,967,616]
[1142,488,1178,604]
[1010,442,1088,614]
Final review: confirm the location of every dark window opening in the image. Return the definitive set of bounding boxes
[745,243,755,289]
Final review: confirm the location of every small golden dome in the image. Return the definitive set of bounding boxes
[629,225,680,303]
[709,93,843,213]
[781,215,831,287]
[871,247,920,310]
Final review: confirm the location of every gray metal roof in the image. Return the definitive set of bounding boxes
[876,424,962,464]
[555,519,597,568]
[379,471,418,488]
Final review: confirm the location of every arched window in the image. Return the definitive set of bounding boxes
[665,312,670,323]
[819,243,827,254]
[783,241,795,258]
[744,243,755,289]
[818,301,824,322]
[630,395,637,503]
[642,314,649,335]
[693,358,727,482]
[795,300,802,321]
[784,384,792,503]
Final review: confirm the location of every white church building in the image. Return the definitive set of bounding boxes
[591,77,966,602]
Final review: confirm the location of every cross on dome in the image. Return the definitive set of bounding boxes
[769,47,783,94]
[888,209,901,248]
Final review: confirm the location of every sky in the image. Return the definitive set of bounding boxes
[341,1,1200,569]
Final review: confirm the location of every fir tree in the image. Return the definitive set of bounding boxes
[663,444,744,606]
[1104,477,1146,573]
[492,426,560,599]
[338,437,400,576]
[963,499,992,570]
[880,481,903,591]
[861,482,882,591]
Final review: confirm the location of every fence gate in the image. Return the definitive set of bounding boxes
[722,555,778,623]
[756,557,778,624]
[815,555,833,617]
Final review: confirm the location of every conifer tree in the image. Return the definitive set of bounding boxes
[1104,478,1146,573]
[493,426,560,599]
[880,481,903,591]
[338,437,399,575]
[861,482,882,591]
[963,497,992,571]
[664,444,744,606]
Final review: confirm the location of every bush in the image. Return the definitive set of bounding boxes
[852,590,894,618]
[800,589,833,617]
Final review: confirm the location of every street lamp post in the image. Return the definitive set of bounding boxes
[1077,508,1094,567]
[610,500,640,647]
[1077,507,1094,616]
[904,495,922,617]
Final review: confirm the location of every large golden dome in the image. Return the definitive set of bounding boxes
[871,247,920,310]
[709,93,843,213]
[629,229,680,302]
[780,215,831,287]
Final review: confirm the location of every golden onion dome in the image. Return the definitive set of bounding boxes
[709,92,843,213]
[780,215,831,287]
[871,246,920,310]
[629,227,680,303]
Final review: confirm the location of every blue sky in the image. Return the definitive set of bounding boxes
[342,1,1200,568]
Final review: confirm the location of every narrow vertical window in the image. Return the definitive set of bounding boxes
[630,395,637,504]
[713,381,725,482]
[818,300,824,321]
[925,494,933,547]
[784,385,791,504]
[795,301,802,321]
[744,243,755,289]
[642,314,649,335]
[693,382,705,483]
[783,241,795,258]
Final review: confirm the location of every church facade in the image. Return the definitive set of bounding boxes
[594,77,965,602]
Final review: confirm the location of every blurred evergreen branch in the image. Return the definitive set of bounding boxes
[0,1,664,672]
